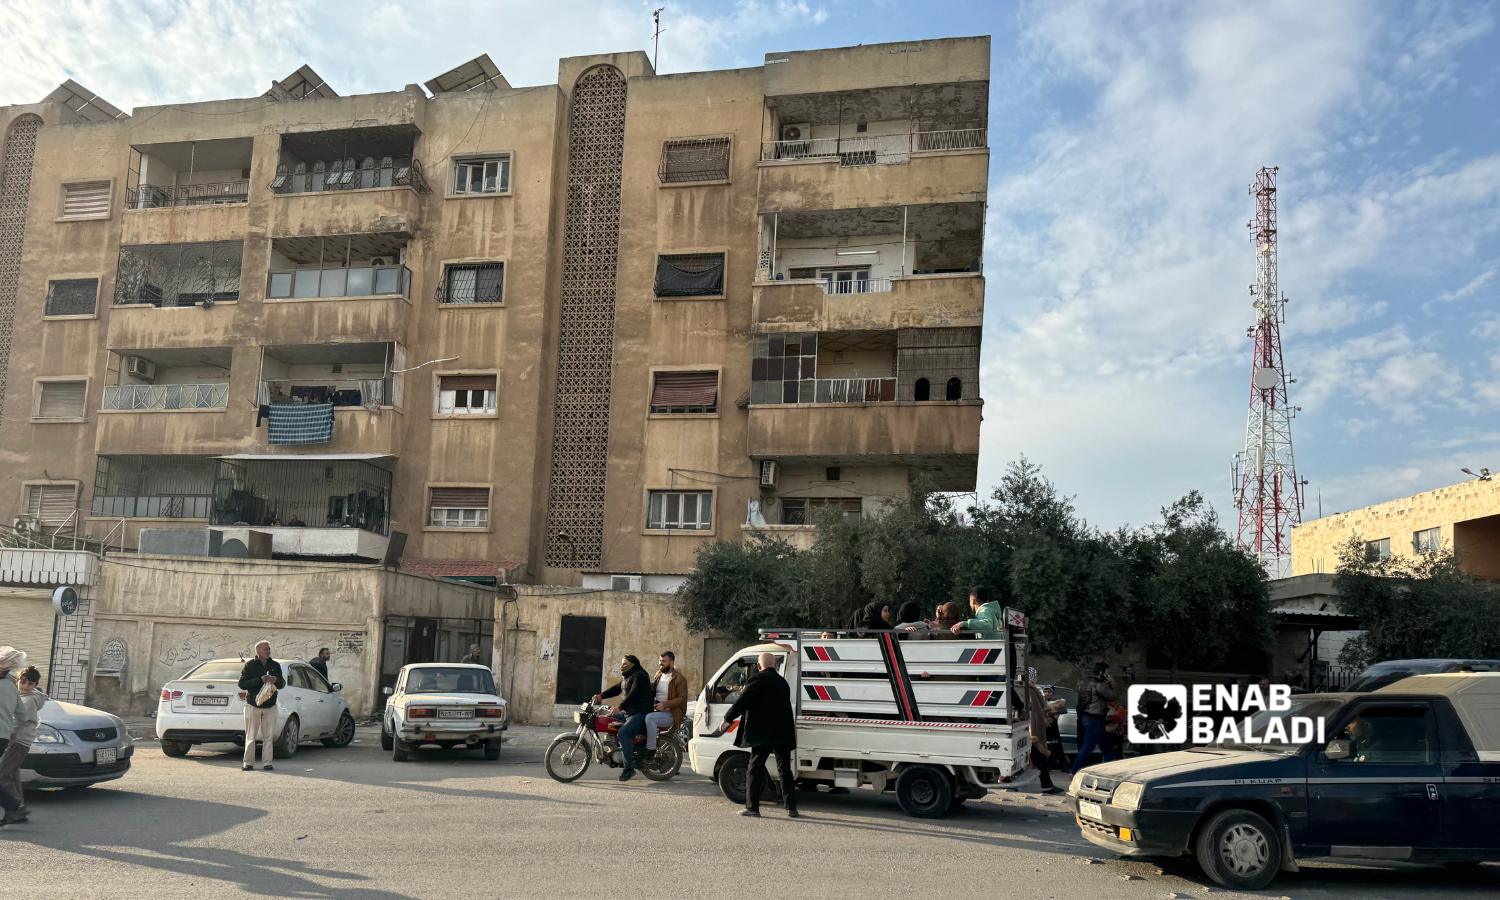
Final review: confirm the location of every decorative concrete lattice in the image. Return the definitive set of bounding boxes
[544,66,628,570]
[0,115,42,424]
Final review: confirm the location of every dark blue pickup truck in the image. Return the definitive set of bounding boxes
[1068,673,1500,889]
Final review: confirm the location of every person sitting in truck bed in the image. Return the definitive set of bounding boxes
[893,601,930,639]
[950,586,1003,638]
[930,601,965,637]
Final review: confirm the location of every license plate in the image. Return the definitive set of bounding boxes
[437,709,472,719]
[96,748,118,765]
[1078,800,1104,821]
[191,695,229,707]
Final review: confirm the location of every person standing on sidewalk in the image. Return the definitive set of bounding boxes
[1024,673,1060,794]
[0,647,27,825]
[238,641,284,771]
[718,653,798,819]
[0,666,47,822]
[1071,662,1115,773]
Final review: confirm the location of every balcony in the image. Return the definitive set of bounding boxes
[267,125,428,237]
[266,264,410,301]
[212,457,393,539]
[754,273,983,332]
[113,241,243,308]
[90,455,217,521]
[256,342,405,456]
[748,402,981,490]
[127,138,253,209]
[99,348,231,409]
[760,128,985,164]
[101,382,229,411]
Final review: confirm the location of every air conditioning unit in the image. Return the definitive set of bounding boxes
[12,516,40,533]
[125,356,157,381]
[759,460,779,488]
[610,575,644,593]
[779,123,813,159]
[781,123,811,142]
[369,256,393,266]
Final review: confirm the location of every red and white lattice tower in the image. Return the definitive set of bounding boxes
[1232,166,1306,575]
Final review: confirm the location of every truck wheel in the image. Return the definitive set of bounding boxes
[380,722,394,751]
[272,716,300,760]
[160,739,190,758]
[1194,808,1282,891]
[895,765,953,818]
[717,753,749,804]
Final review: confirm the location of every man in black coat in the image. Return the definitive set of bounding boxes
[721,652,798,818]
[238,641,285,771]
[593,654,654,781]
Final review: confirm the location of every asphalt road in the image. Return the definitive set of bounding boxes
[1,726,1495,899]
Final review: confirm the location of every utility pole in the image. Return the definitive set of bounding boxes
[652,7,665,72]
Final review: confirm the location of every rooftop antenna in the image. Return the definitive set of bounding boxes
[1231,166,1308,577]
[652,7,665,72]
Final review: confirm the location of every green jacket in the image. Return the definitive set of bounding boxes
[959,601,1004,639]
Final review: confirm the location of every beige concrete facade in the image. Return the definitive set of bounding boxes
[1291,478,1500,579]
[0,36,989,589]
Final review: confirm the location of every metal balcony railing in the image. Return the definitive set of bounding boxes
[821,277,893,295]
[269,157,431,194]
[814,377,897,403]
[761,128,986,165]
[91,494,212,519]
[266,264,411,300]
[127,180,250,209]
[101,383,230,411]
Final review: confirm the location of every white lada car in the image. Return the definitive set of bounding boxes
[382,663,508,761]
[156,657,356,759]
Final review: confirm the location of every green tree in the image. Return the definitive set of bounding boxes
[677,535,820,641]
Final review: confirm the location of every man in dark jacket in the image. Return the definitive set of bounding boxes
[721,653,798,818]
[1071,662,1115,774]
[309,647,331,681]
[594,655,654,781]
[238,641,285,772]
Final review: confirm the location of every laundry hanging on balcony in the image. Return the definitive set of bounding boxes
[267,402,335,445]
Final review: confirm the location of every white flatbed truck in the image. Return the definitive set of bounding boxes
[688,615,1035,817]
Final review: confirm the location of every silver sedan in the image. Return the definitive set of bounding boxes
[21,700,135,788]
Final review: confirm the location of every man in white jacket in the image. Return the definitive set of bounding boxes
[0,664,46,823]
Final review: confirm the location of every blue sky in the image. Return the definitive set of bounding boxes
[3,0,1497,530]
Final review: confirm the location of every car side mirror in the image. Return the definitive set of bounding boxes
[331,682,343,693]
[382,686,393,696]
[1324,738,1352,761]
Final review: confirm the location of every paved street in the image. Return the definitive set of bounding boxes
[0,725,1495,899]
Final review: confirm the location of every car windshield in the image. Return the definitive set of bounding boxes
[1347,662,1447,692]
[1218,698,1344,752]
[405,667,496,694]
[184,661,248,680]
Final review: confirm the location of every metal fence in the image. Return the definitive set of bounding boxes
[91,494,212,519]
[760,128,986,164]
[822,277,892,295]
[814,377,897,403]
[101,382,229,411]
[270,157,431,194]
[127,180,249,209]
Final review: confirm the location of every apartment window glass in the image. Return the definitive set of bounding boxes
[781,497,862,525]
[659,137,730,183]
[60,181,111,220]
[452,156,511,195]
[647,490,712,531]
[1364,538,1392,562]
[429,487,490,529]
[24,484,77,526]
[441,263,504,304]
[654,253,725,297]
[36,380,86,419]
[750,331,818,405]
[1413,527,1441,554]
[45,279,98,316]
[438,375,497,415]
[650,371,718,414]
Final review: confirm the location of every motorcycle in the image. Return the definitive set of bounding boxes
[544,702,684,783]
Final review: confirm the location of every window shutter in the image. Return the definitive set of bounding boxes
[430,487,489,509]
[62,182,111,219]
[37,381,86,418]
[439,374,496,392]
[26,485,77,525]
[651,371,718,410]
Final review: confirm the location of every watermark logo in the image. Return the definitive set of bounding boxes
[1126,683,1326,746]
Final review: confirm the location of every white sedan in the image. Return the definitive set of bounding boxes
[381,663,507,761]
[156,657,356,759]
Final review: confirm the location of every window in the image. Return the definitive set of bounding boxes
[440,262,504,304]
[650,371,718,414]
[781,497,862,525]
[647,490,712,531]
[659,137,730,183]
[438,375,497,415]
[750,331,818,404]
[654,253,725,298]
[914,378,930,401]
[288,666,314,690]
[1363,538,1392,562]
[23,484,77,526]
[35,380,86,419]
[44,279,99,316]
[946,377,963,400]
[60,181,111,220]
[1331,704,1437,765]
[1413,527,1441,554]
[452,155,511,195]
[428,487,490,529]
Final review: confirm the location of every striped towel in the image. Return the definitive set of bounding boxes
[268,403,334,445]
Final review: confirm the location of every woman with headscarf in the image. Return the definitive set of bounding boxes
[893,601,930,639]
[856,601,888,635]
[0,647,27,824]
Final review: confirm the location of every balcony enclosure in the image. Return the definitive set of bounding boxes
[260,342,401,410]
[757,202,983,287]
[114,241,243,307]
[92,454,216,519]
[751,327,979,405]
[101,347,231,411]
[211,457,393,534]
[761,82,986,164]
[126,138,253,209]
[266,234,410,300]
[270,125,429,195]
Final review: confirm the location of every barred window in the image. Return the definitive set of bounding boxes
[659,137,730,183]
[45,278,99,316]
[650,371,717,414]
[441,263,504,304]
[429,486,490,529]
[654,253,725,298]
[647,490,712,531]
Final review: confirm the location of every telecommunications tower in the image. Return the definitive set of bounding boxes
[1232,166,1306,575]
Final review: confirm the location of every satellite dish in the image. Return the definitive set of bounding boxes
[1253,367,1280,390]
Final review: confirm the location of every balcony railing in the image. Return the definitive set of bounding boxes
[101,383,230,411]
[761,128,986,165]
[815,377,897,403]
[260,379,387,407]
[270,157,431,194]
[128,180,249,209]
[267,265,411,300]
[91,494,212,519]
[821,277,892,295]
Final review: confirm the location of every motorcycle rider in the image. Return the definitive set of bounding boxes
[644,651,688,754]
[593,654,654,781]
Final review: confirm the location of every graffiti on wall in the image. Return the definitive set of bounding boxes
[96,638,128,683]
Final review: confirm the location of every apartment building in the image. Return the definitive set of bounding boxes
[0,38,989,591]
